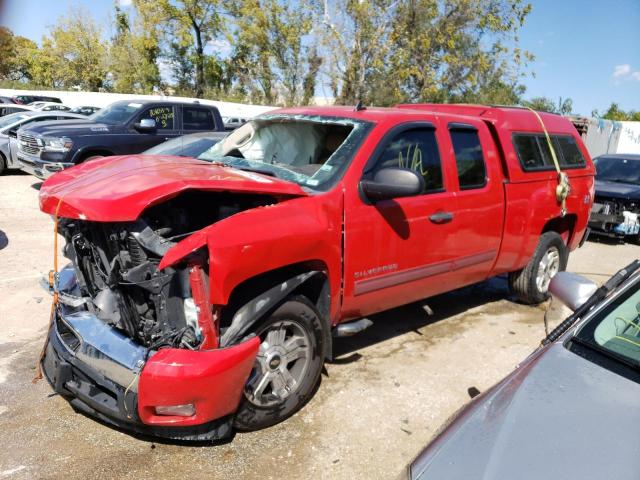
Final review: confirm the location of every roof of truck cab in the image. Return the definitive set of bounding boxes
[271,104,578,135]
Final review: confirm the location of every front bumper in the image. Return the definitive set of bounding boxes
[41,266,260,441]
[18,152,73,180]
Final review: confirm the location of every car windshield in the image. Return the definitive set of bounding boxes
[595,156,640,185]
[144,135,223,157]
[197,115,370,190]
[90,102,142,125]
[0,113,29,130]
[575,275,640,367]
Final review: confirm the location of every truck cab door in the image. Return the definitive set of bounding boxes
[342,122,462,318]
[441,122,504,285]
[130,105,180,152]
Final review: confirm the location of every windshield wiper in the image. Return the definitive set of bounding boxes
[543,260,640,345]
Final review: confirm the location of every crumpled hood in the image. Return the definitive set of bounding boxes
[595,180,640,201]
[411,343,640,480]
[21,120,108,137]
[39,155,307,221]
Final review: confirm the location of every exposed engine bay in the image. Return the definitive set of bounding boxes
[589,197,640,239]
[57,191,276,349]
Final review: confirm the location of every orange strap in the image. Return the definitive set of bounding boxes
[32,197,64,383]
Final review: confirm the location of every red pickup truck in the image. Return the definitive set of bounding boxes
[38,104,594,440]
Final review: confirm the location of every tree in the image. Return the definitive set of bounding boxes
[162,0,224,98]
[321,0,533,106]
[523,96,558,113]
[41,10,108,90]
[0,27,16,79]
[593,102,640,121]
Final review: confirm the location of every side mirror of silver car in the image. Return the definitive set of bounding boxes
[548,271,598,311]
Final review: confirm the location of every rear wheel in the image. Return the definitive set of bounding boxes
[233,296,324,431]
[509,231,568,304]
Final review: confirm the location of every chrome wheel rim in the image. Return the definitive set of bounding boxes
[536,246,560,293]
[244,320,312,407]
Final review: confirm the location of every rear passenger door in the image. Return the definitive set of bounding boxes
[181,106,217,133]
[444,122,504,284]
[343,122,462,316]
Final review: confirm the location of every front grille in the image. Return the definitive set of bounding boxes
[593,198,623,216]
[18,133,41,155]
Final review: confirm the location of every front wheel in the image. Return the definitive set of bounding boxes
[233,296,324,431]
[509,231,568,304]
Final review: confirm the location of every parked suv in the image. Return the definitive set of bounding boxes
[38,104,594,441]
[18,99,224,179]
[0,111,87,174]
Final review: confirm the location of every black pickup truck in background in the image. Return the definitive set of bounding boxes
[17,99,224,179]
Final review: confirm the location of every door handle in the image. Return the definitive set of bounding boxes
[429,211,454,224]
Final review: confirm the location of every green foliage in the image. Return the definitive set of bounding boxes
[324,0,534,106]
[521,96,573,115]
[2,0,540,108]
[593,102,640,122]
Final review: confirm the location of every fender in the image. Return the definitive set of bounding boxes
[220,271,322,347]
[71,146,115,164]
[158,192,344,322]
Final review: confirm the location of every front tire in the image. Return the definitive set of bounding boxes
[233,295,324,431]
[0,153,6,175]
[509,231,568,304]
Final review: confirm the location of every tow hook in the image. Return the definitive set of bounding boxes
[333,318,373,337]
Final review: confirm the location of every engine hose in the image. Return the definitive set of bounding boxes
[542,259,640,346]
[526,107,571,217]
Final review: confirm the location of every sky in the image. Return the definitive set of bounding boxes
[0,0,639,116]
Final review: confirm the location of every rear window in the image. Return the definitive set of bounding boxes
[513,133,586,171]
[183,106,215,131]
[450,127,486,189]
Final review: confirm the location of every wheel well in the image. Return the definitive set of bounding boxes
[542,214,577,246]
[220,261,330,327]
[77,150,113,162]
[220,261,332,358]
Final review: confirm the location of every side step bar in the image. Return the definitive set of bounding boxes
[333,318,373,337]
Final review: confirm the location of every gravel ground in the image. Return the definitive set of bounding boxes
[0,171,637,479]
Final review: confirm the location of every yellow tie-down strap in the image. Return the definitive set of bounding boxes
[526,107,571,217]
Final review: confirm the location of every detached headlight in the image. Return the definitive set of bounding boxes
[42,136,73,152]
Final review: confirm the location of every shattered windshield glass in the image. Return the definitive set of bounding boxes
[197,115,371,191]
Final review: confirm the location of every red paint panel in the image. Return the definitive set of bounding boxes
[40,155,306,221]
[138,336,259,426]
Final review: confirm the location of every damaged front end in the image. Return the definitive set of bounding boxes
[41,191,267,440]
[589,197,640,240]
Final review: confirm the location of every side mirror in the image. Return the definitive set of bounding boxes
[360,167,424,202]
[8,130,17,138]
[134,118,157,133]
[549,271,598,311]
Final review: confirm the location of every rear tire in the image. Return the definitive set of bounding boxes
[0,153,6,175]
[233,295,324,431]
[509,231,568,304]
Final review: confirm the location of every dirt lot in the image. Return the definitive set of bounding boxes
[0,171,636,480]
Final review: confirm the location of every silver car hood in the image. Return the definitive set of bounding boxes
[411,342,640,480]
